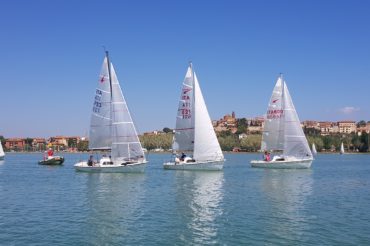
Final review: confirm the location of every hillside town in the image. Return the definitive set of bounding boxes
[1,112,369,153]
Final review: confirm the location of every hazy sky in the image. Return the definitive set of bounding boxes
[1,0,369,138]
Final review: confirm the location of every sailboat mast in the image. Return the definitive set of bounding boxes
[190,62,195,154]
[280,74,285,152]
[105,51,113,99]
[105,51,113,154]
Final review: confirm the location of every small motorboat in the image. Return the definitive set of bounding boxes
[38,155,65,165]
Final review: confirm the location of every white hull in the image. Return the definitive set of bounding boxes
[250,158,312,169]
[74,161,147,173]
[163,160,224,171]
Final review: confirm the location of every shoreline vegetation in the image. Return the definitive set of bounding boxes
[2,130,369,154]
[4,150,370,155]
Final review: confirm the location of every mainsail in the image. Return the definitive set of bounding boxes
[312,143,317,155]
[340,142,345,154]
[172,65,195,152]
[261,76,284,152]
[0,141,4,157]
[89,57,112,150]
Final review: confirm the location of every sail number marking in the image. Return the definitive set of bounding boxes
[93,89,103,113]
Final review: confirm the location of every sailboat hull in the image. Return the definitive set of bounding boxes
[163,160,224,171]
[0,155,4,160]
[250,158,312,169]
[74,161,147,173]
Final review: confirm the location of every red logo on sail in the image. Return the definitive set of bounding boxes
[183,88,192,94]
[272,99,279,103]
[100,76,106,83]
[267,109,284,119]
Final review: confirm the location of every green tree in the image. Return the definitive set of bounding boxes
[359,133,369,152]
[163,127,173,133]
[25,138,33,152]
[218,135,239,151]
[217,130,232,138]
[68,138,77,148]
[307,136,324,152]
[240,135,261,152]
[140,134,173,151]
[304,127,320,136]
[236,118,248,134]
[357,120,366,127]
[77,140,89,151]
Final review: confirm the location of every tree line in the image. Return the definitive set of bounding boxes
[1,125,369,153]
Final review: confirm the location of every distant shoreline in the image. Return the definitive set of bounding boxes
[4,151,369,155]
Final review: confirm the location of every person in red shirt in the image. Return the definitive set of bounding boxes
[47,148,54,157]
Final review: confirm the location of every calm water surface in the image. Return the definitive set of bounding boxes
[0,153,370,245]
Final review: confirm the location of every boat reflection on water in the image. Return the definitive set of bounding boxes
[260,169,313,241]
[174,171,224,244]
[81,173,146,244]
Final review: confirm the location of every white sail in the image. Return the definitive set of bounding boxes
[172,66,195,152]
[165,63,224,170]
[261,76,284,152]
[193,72,224,162]
[312,143,317,155]
[282,81,312,159]
[251,75,312,169]
[110,65,145,162]
[89,57,112,150]
[340,142,345,154]
[0,141,4,158]
[75,52,146,173]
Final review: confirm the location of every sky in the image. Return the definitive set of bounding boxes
[1,0,369,138]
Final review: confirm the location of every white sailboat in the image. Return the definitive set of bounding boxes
[163,63,224,171]
[340,142,345,154]
[74,51,147,172]
[312,143,317,155]
[0,141,4,160]
[251,75,313,169]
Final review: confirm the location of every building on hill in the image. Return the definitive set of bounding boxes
[338,121,356,134]
[47,136,82,151]
[4,138,26,151]
[214,111,237,133]
[32,138,46,151]
[357,122,370,135]
[247,117,264,134]
[302,120,320,130]
[318,121,336,136]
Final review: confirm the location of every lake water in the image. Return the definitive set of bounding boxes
[1,153,370,245]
